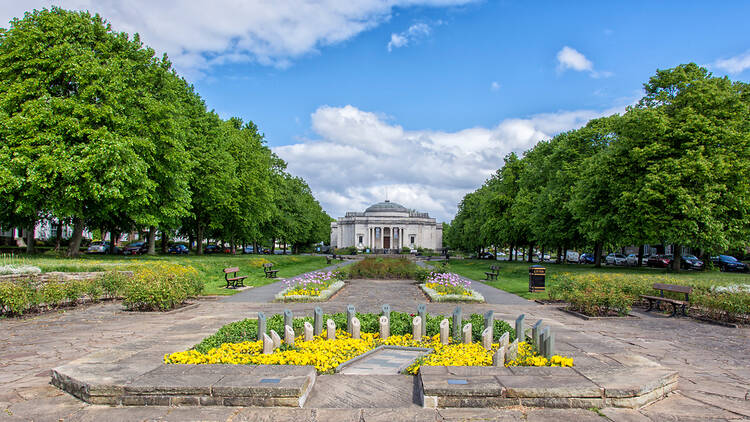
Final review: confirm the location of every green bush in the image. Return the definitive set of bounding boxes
[334,246,358,255]
[347,257,418,279]
[99,271,129,298]
[39,282,67,308]
[0,281,34,315]
[122,263,201,311]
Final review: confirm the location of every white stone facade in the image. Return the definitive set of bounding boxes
[330,201,443,251]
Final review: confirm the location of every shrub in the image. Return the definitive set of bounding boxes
[99,271,128,298]
[334,246,358,255]
[347,257,418,279]
[0,281,34,315]
[122,263,200,311]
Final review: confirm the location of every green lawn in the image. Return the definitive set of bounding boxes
[18,254,331,295]
[445,259,750,299]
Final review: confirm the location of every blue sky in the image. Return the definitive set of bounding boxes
[3,1,749,221]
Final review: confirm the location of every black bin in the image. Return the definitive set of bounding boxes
[529,265,546,292]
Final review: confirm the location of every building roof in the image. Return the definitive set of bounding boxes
[365,200,408,213]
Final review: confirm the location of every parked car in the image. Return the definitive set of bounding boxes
[122,241,147,255]
[168,244,189,254]
[478,252,495,260]
[711,255,749,272]
[680,254,704,270]
[243,246,255,254]
[647,254,672,268]
[204,244,220,254]
[625,254,642,266]
[87,241,110,254]
[605,253,627,266]
[578,253,595,264]
[564,250,579,263]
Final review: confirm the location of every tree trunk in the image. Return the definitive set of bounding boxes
[161,230,169,254]
[231,235,236,254]
[54,220,63,251]
[67,217,84,257]
[25,223,35,254]
[637,244,645,267]
[594,242,603,268]
[147,226,157,255]
[557,246,563,263]
[196,224,204,255]
[527,244,534,263]
[671,244,682,273]
[110,230,120,254]
[283,242,287,255]
[271,238,276,253]
[188,234,195,252]
[562,244,568,263]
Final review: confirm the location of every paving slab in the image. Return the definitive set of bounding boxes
[305,375,419,408]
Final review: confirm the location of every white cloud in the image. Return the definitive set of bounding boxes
[714,50,750,74]
[387,22,434,52]
[557,46,593,72]
[274,104,624,222]
[556,46,612,79]
[490,81,501,91]
[0,1,474,78]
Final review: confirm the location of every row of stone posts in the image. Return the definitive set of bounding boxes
[256,306,554,359]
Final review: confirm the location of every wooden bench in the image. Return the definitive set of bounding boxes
[485,265,499,281]
[223,267,248,288]
[326,256,332,265]
[640,283,692,317]
[263,263,279,278]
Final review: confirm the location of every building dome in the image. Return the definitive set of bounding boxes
[365,200,408,213]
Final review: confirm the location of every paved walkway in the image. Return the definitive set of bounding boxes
[1,274,749,421]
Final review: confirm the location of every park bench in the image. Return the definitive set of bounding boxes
[223,267,248,288]
[263,263,279,278]
[326,256,332,265]
[640,283,692,317]
[485,265,499,281]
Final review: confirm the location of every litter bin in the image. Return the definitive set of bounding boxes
[529,265,546,292]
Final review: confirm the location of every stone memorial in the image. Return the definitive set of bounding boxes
[284,309,293,329]
[262,333,274,354]
[505,338,519,363]
[515,314,525,342]
[532,319,544,349]
[303,321,314,341]
[452,306,463,339]
[270,329,281,349]
[284,325,295,346]
[417,304,427,337]
[498,332,510,348]
[351,316,361,339]
[481,326,492,350]
[379,316,389,339]
[540,326,550,358]
[412,316,422,341]
[326,319,336,340]
[493,346,505,366]
[381,304,391,321]
[257,312,267,341]
[314,307,323,336]
[440,318,450,345]
[483,310,494,334]
[347,304,356,334]
[462,323,472,344]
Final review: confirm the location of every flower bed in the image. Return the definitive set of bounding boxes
[274,271,345,302]
[548,272,750,323]
[166,319,572,374]
[419,272,484,302]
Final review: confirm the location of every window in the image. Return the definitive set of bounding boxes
[375,228,381,239]
[358,235,363,244]
[410,235,415,245]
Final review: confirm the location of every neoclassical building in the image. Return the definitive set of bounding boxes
[330,200,443,251]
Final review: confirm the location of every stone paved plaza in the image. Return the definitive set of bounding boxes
[1,271,750,421]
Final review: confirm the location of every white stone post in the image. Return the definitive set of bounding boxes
[412,316,422,342]
[379,316,389,339]
[262,333,274,354]
[270,330,281,349]
[303,321,313,342]
[499,332,509,349]
[462,323,472,344]
[284,325,295,346]
[493,347,505,366]
[440,318,450,345]
[481,327,492,350]
[326,319,336,340]
[351,316,361,340]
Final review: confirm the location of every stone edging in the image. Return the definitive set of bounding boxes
[274,280,345,302]
[420,283,485,303]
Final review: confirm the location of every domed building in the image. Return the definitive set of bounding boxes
[330,200,442,252]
